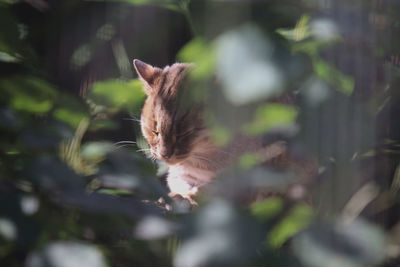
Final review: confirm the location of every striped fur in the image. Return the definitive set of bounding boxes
[134,60,316,204]
[134,59,228,202]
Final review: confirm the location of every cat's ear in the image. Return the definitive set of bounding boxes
[133,59,162,94]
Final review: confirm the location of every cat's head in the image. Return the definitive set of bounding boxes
[134,59,204,164]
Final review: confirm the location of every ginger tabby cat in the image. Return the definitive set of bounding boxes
[133,59,315,205]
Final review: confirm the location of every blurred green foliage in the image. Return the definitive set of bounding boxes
[239,153,262,169]
[2,76,57,113]
[268,204,312,248]
[251,197,283,221]
[1,0,400,267]
[243,103,298,136]
[177,38,216,80]
[89,79,145,113]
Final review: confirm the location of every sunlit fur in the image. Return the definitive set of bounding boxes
[134,60,230,201]
[134,60,317,203]
[137,61,204,163]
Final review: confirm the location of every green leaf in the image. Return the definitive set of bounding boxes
[0,0,19,4]
[243,103,298,136]
[53,93,89,128]
[88,79,145,113]
[276,15,311,42]
[12,94,52,113]
[251,197,283,221]
[0,51,20,62]
[53,108,88,128]
[70,44,93,69]
[239,153,261,169]
[177,38,216,80]
[314,59,354,96]
[81,141,114,161]
[292,39,333,57]
[1,76,58,114]
[0,8,23,56]
[210,125,231,146]
[98,188,133,195]
[88,119,118,130]
[268,203,312,248]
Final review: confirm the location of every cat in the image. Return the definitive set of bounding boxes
[133,59,315,205]
[133,59,230,204]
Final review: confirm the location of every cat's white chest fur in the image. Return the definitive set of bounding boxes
[167,161,216,199]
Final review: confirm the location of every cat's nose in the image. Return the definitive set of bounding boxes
[159,142,173,160]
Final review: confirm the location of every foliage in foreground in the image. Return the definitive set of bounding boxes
[1,0,400,266]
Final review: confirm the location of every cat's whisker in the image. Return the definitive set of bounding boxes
[114,144,136,150]
[123,117,141,123]
[149,155,157,163]
[113,141,137,145]
[137,148,151,152]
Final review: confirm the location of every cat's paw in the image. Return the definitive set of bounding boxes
[168,192,198,207]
